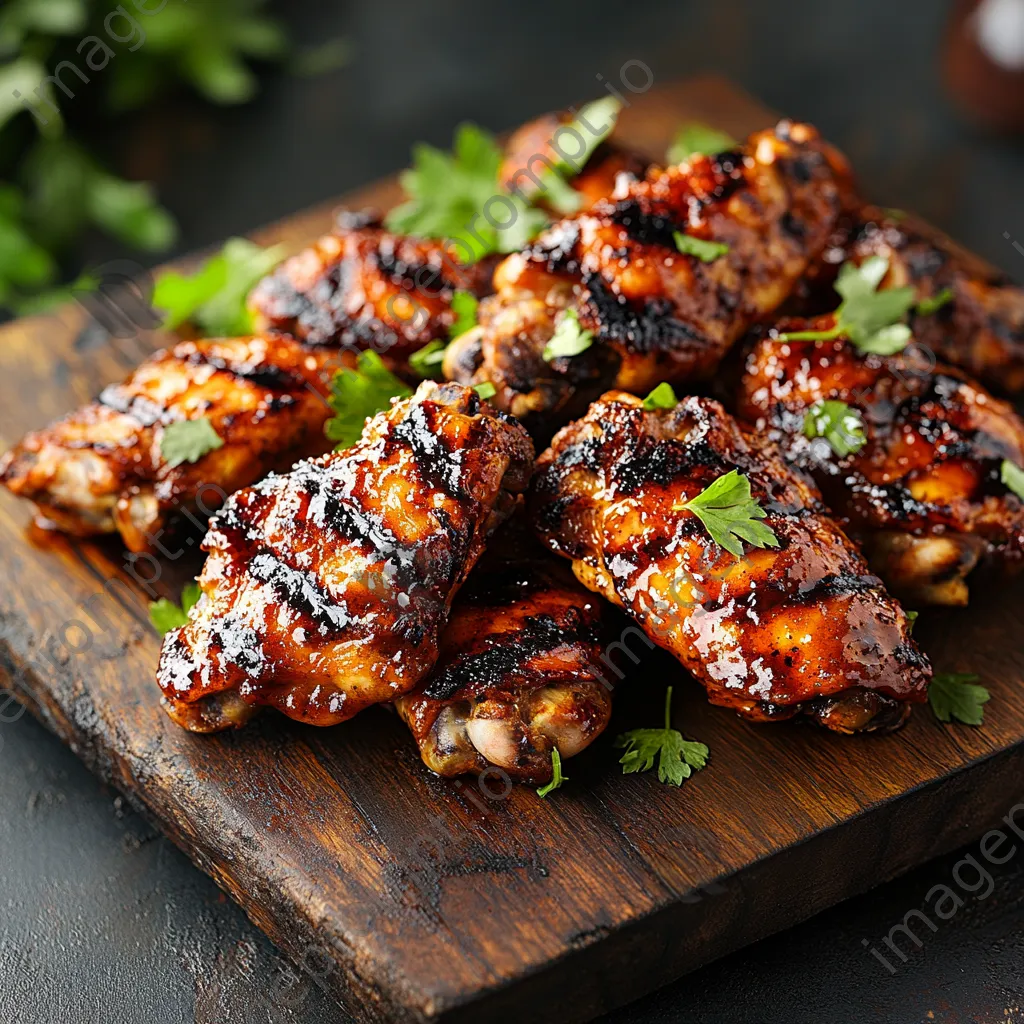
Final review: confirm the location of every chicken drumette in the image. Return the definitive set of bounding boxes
[530,392,931,733]
[157,382,534,732]
[737,315,1024,604]
[445,121,849,435]
[0,334,337,552]
[248,212,496,357]
[395,524,612,784]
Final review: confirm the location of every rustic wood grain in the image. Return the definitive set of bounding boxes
[1,75,1023,1024]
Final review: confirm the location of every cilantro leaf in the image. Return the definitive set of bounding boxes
[673,231,729,263]
[906,610,919,633]
[536,748,568,798]
[449,290,479,338]
[533,170,584,216]
[408,340,447,378]
[561,96,622,172]
[160,418,224,468]
[642,382,678,410]
[325,351,413,449]
[149,582,201,635]
[1001,459,1024,500]
[473,381,497,400]
[779,256,915,354]
[384,123,548,261]
[675,469,780,558]
[929,672,990,726]
[667,123,737,164]
[153,237,285,336]
[803,400,867,457]
[614,686,709,786]
[543,309,594,361]
[916,287,954,316]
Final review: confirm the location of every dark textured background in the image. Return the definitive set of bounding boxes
[3,0,1024,1021]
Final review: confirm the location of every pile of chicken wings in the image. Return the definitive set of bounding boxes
[3,111,1022,787]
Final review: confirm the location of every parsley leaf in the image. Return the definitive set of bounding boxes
[642,382,678,410]
[160,418,224,468]
[149,582,201,636]
[536,748,568,798]
[779,256,916,354]
[667,123,737,164]
[674,469,780,558]
[153,237,286,336]
[1001,459,1024,500]
[916,287,954,316]
[450,290,479,338]
[473,381,497,400]
[543,308,594,361]
[325,351,413,449]
[929,672,990,726]
[614,686,709,786]
[384,123,548,262]
[408,340,447,378]
[673,230,729,262]
[803,400,867,457]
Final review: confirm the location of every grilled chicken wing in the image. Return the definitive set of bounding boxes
[248,212,495,358]
[499,108,647,214]
[737,315,1024,605]
[157,382,534,732]
[395,525,611,783]
[530,392,930,733]
[0,334,336,552]
[446,121,848,435]
[800,205,1024,394]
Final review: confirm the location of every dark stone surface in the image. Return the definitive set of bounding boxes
[3,0,1024,1021]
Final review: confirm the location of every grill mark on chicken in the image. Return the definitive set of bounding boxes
[530,391,930,732]
[156,381,534,732]
[737,317,1024,605]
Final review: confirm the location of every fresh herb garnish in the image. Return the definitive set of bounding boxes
[667,123,737,164]
[153,237,286,336]
[384,123,547,261]
[673,230,729,263]
[325,351,412,449]
[160,418,224,468]
[449,290,479,338]
[614,686,709,786]
[916,287,954,316]
[906,610,919,633]
[536,748,568,798]
[543,308,594,361]
[674,469,780,558]
[803,400,867,457]
[929,672,990,726]
[642,382,678,410]
[778,256,916,355]
[408,340,447,377]
[149,582,201,636]
[1001,459,1024,500]
[473,381,497,400]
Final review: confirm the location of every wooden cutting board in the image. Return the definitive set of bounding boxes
[1,75,1022,1024]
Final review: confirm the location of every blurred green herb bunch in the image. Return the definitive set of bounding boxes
[0,0,320,314]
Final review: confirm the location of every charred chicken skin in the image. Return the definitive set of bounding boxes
[445,121,848,435]
[737,315,1024,605]
[395,525,611,783]
[0,334,337,552]
[530,392,931,733]
[802,205,1024,394]
[157,382,534,732]
[248,212,496,358]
